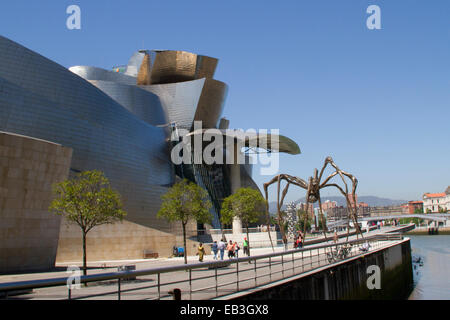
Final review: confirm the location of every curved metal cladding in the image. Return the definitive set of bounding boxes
[69,66,137,85]
[132,50,226,130]
[139,79,206,131]
[148,50,218,84]
[0,36,174,231]
[0,35,274,260]
[124,50,147,77]
[193,79,228,129]
[87,80,168,127]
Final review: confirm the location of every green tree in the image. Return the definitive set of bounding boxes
[157,179,212,264]
[399,217,423,226]
[296,210,312,233]
[50,170,126,276]
[220,188,267,256]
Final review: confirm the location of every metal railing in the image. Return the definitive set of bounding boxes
[0,233,404,300]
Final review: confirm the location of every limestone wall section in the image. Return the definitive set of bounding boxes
[0,132,72,273]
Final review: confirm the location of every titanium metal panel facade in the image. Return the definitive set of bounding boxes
[140,79,206,130]
[87,80,168,127]
[124,50,147,77]
[0,35,174,232]
[149,50,218,84]
[0,35,297,261]
[193,79,228,129]
[69,66,137,85]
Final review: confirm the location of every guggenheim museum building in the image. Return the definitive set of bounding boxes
[0,35,299,272]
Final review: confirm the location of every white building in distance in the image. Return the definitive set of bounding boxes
[423,186,450,213]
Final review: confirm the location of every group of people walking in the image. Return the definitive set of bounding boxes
[208,237,250,261]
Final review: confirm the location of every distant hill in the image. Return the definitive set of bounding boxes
[313,195,408,207]
[268,195,408,214]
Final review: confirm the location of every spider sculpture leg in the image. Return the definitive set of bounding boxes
[319,157,363,239]
[327,161,362,238]
[263,175,280,252]
[264,174,308,251]
[317,195,329,240]
[302,178,313,236]
[264,174,290,251]
[280,182,291,249]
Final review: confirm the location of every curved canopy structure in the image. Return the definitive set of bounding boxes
[186,129,301,155]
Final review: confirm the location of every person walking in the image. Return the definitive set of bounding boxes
[243,237,250,256]
[197,243,206,262]
[333,230,339,244]
[227,240,235,259]
[298,231,304,248]
[211,241,218,260]
[234,241,240,258]
[218,238,226,260]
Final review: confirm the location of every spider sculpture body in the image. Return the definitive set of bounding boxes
[263,156,363,250]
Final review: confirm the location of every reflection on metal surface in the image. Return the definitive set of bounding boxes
[69,66,136,85]
[137,53,152,85]
[133,50,218,85]
[88,80,167,126]
[149,51,218,84]
[124,50,147,77]
[0,34,302,257]
[135,51,226,129]
[193,79,228,129]
[140,79,206,130]
[0,35,173,232]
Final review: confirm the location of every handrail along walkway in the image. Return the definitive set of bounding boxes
[0,233,405,300]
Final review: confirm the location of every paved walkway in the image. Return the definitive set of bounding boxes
[0,225,408,300]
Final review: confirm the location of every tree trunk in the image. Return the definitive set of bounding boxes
[82,231,87,276]
[82,231,88,287]
[182,222,187,265]
[245,223,250,256]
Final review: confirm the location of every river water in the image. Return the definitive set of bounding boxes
[408,235,450,300]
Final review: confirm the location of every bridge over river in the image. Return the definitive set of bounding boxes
[0,224,414,300]
[328,213,450,229]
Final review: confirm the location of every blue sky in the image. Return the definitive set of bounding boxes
[1,0,449,202]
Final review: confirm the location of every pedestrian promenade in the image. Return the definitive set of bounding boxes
[0,225,408,300]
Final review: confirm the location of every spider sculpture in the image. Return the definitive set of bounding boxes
[263,156,363,251]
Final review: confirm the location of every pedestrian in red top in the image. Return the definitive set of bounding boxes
[227,240,235,259]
